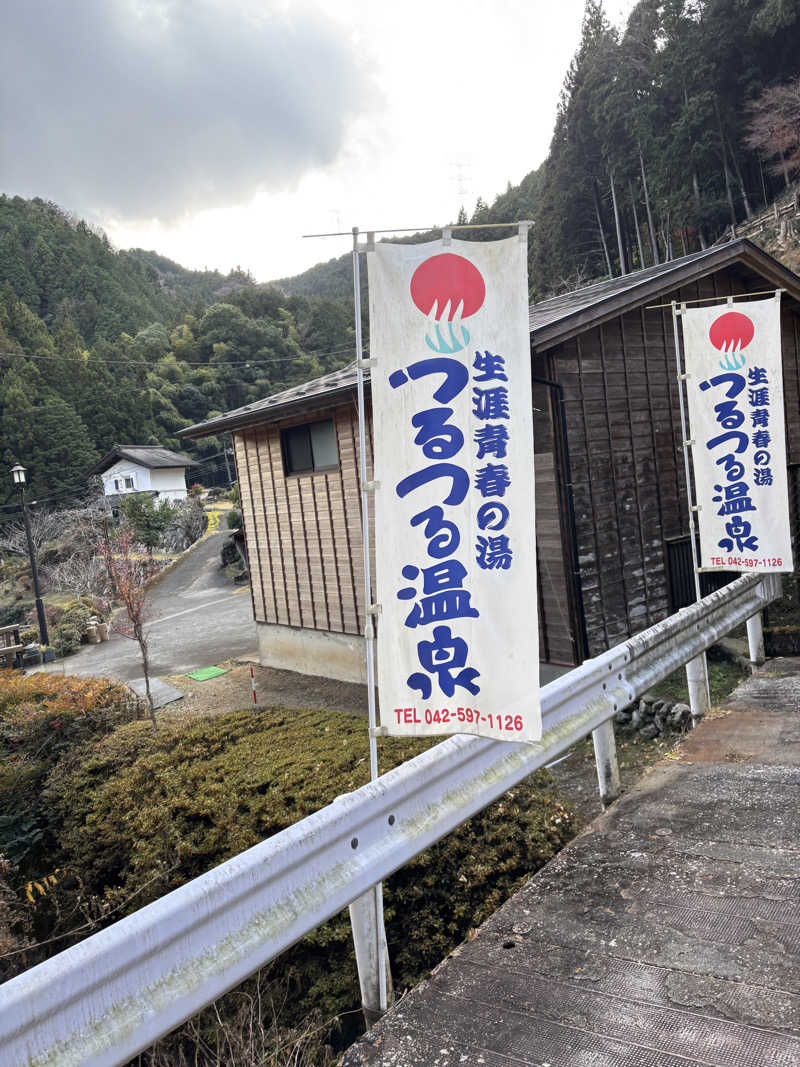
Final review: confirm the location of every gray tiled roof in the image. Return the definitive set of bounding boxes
[528,246,719,333]
[88,446,198,476]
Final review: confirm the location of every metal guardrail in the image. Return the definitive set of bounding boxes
[0,572,780,1067]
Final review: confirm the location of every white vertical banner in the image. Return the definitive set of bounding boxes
[368,236,540,742]
[683,295,794,573]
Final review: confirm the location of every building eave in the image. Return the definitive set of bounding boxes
[182,239,800,436]
[180,383,364,439]
[530,239,800,351]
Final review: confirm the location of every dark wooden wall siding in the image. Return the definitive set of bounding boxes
[233,267,800,666]
[549,265,800,657]
[535,451,576,664]
[234,403,373,637]
[532,372,577,665]
[783,309,800,463]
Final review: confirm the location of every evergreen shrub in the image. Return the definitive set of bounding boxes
[120,495,177,553]
[220,538,242,568]
[44,708,578,1038]
[0,674,141,867]
[54,599,93,654]
[0,601,32,628]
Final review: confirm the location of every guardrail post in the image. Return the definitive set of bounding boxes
[591,719,621,807]
[685,653,710,722]
[746,612,765,666]
[349,887,394,1026]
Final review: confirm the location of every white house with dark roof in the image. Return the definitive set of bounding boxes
[89,446,198,502]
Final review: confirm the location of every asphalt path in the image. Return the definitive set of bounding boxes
[40,532,257,682]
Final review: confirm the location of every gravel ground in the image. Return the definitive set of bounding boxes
[545,728,686,825]
[162,662,369,719]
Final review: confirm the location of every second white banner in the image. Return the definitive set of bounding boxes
[683,295,793,573]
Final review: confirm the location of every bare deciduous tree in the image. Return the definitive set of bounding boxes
[97,530,158,732]
[161,498,209,554]
[746,77,800,188]
[0,507,64,558]
[46,556,108,599]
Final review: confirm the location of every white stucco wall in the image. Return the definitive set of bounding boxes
[149,467,189,501]
[102,460,151,496]
[101,461,188,501]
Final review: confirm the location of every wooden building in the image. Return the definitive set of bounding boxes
[183,239,800,681]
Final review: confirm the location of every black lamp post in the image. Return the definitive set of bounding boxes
[11,464,49,648]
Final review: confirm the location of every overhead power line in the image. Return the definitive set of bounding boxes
[0,340,362,368]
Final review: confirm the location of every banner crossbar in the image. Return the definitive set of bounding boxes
[304,221,534,239]
[647,288,783,310]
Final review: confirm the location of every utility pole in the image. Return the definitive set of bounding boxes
[11,465,49,647]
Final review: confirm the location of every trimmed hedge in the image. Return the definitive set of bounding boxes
[43,707,578,1041]
[0,674,141,866]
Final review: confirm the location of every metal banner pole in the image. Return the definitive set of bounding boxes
[671,301,711,719]
[349,226,391,1019]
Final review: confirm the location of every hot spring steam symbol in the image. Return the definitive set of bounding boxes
[410,253,486,353]
[709,310,755,370]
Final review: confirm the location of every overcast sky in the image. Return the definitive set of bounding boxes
[1,0,637,282]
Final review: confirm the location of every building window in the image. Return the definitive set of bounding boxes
[114,478,121,491]
[124,476,135,489]
[281,419,339,475]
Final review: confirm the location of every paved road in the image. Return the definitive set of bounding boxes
[41,532,258,682]
[343,659,800,1066]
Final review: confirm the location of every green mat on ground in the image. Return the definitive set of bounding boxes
[186,666,229,681]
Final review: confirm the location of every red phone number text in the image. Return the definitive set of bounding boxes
[392,706,525,731]
[709,556,783,568]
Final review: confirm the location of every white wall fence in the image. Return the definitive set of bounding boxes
[0,573,781,1067]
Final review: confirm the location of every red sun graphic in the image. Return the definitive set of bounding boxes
[410,253,485,321]
[708,311,755,352]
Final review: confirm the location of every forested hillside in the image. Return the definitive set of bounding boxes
[532,0,800,288]
[277,0,800,300]
[0,196,355,508]
[4,0,800,511]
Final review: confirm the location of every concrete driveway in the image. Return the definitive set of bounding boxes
[41,532,257,683]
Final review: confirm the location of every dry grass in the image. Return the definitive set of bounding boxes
[131,972,341,1067]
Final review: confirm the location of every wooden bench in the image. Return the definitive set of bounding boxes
[0,624,24,670]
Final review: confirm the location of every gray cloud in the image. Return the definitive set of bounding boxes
[0,1,368,220]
